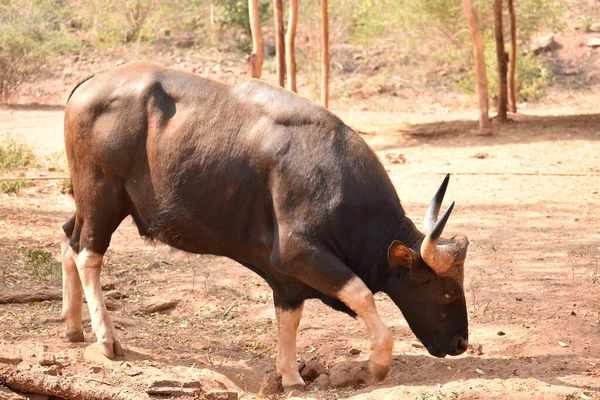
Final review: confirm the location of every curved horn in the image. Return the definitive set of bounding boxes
[421,201,455,274]
[424,174,450,233]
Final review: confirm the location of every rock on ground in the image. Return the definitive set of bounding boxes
[328,362,369,388]
[300,360,328,382]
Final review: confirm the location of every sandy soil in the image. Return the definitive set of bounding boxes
[0,99,599,400]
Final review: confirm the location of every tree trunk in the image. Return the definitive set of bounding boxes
[248,0,265,78]
[320,0,329,108]
[507,0,517,113]
[273,0,285,87]
[494,0,508,121]
[285,0,298,92]
[462,0,491,132]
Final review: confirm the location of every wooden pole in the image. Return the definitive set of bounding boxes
[320,0,329,108]
[494,0,508,121]
[273,0,285,87]
[507,0,517,113]
[462,0,491,132]
[285,0,298,92]
[248,0,265,78]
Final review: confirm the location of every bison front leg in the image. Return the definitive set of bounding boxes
[274,296,305,391]
[278,248,394,381]
[338,277,394,380]
[72,249,123,358]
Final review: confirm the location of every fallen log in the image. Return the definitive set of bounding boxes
[0,290,62,304]
[0,364,146,400]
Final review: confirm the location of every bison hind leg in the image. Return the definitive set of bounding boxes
[60,214,85,342]
[64,176,130,357]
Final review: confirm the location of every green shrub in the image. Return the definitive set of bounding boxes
[0,28,49,103]
[219,0,271,53]
[62,178,73,195]
[24,249,62,281]
[515,52,550,101]
[0,179,33,194]
[0,139,37,171]
[80,0,167,47]
[0,0,77,103]
[580,16,593,33]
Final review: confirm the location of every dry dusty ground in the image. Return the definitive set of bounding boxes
[0,100,599,399]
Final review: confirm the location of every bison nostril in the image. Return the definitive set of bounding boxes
[453,337,468,354]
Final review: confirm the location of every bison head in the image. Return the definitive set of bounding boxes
[385,175,469,358]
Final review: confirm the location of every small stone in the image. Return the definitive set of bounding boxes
[467,343,483,356]
[473,152,489,159]
[313,374,330,389]
[475,368,485,375]
[0,385,24,400]
[28,394,50,400]
[531,34,554,54]
[0,353,23,365]
[205,391,238,400]
[104,299,122,311]
[105,290,128,299]
[587,38,600,48]
[497,331,506,336]
[38,352,56,366]
[349,348,361,355]
[411,341,425,349]
[43,365,60,376]
[328,362,369,388]
[563,68,578,76]
[137,298,179,314]
[146,377,202,395]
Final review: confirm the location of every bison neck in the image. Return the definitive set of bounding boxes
[343,210,425,293]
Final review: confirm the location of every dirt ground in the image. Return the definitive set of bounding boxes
[0,93,599,400]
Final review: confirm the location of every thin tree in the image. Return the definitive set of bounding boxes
[321,0,329,108]
[274,0,286,87]
[494,0,508,121]
[248,0,265,78]
[507,0,517,113]
[285,0,298,92]
[462,0,491,132]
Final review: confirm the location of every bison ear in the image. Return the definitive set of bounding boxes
[387,241,418,270]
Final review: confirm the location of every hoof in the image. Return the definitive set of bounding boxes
[66,330,85,343]
[369,359,390,381]
[283,383,305,393]
[99,338,124,358]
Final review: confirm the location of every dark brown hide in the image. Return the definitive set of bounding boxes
[63,62,469,363]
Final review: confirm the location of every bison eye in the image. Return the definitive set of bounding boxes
[440,313,448,320]
[444,293,451,299]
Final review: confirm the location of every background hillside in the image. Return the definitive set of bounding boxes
[2,0,600,114]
